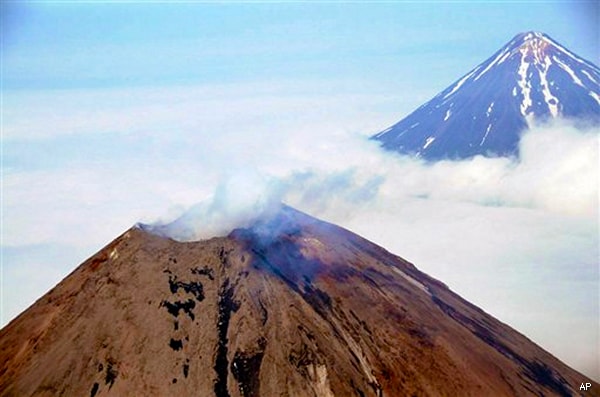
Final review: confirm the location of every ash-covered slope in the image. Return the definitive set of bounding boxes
[373,31,600,160]
[0,205,596,396]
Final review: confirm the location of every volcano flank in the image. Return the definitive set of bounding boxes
[0,205,596,396]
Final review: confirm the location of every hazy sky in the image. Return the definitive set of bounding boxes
[2,0,599,380]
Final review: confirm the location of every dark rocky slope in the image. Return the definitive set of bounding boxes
[0,206,596,396]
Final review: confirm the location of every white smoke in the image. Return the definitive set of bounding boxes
[153,119,598,241]
[145,170,285,240]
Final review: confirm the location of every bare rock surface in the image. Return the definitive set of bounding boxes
[0,206,596,396]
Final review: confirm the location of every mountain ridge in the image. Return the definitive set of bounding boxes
[373,31,600,160]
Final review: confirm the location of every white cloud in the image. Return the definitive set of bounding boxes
[2,83,598,379]
[2,81,399,140]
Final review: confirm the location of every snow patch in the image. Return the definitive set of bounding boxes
[423,137,435,150]
[581,69,600,85]
[553,56,584,87]
[589,91,600,106]
[496,51,511,65]
[474,48,510,81]
[547,36,588,65]
[523,32,535,41]
[480,124,492,146]
[443,68,478,99]
[486,102,495,117]
[517,50,533,125]
[373,126,393,138]
[539,56,559,117]
[443,109,451,121]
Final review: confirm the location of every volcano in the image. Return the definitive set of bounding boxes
[372,31,600,160]
[0,205,596,396]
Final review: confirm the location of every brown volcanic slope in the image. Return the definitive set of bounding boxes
[0,206,596,397]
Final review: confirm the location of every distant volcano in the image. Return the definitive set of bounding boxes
[0,205,597,396]
[372,31,600,160]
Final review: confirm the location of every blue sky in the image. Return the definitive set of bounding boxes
[3,2,598,90]
[1,0,599,380]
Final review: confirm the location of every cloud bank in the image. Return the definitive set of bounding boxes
[152,119,598,240]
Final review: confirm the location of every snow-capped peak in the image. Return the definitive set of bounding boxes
[373,32,600,160]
